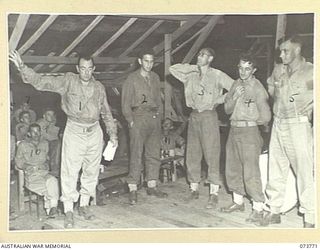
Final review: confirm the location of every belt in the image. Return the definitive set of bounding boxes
[231,120,257,127]
[192,109,214,113]
[274,116,309,124]
[67,119,99,133]
[132,106,158,112]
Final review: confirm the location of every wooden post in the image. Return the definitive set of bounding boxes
[275,14,287,48]
[164,34,172,120]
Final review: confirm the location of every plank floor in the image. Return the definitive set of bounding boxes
[43,179,303,230]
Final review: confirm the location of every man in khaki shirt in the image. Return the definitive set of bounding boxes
[169,48,234,208]
[260,35,314,228]
[222,53,271,224]
[15,123,59,217]
[10,51,118,229]
[122,49,167,205]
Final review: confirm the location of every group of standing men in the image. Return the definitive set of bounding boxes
[9,33,314,229]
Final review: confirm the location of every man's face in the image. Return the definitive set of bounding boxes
[44,110,56,123]
[21,103,30,111]
[138,54,154,73]
[238,60,256,81]
[21,113,31,125]
[29,126,41,141]
[197,49,213,67]
[162,119,173,131]
[76,58,95,83]
[279,40,299,65]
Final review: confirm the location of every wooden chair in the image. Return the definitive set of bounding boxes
[17,168,43,219]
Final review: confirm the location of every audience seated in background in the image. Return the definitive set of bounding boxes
[15,111,31,142]
[15,123,59,217]
[37,108,62,177]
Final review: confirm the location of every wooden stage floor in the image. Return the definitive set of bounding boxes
[42,178,303,230]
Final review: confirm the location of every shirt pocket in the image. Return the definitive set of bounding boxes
[66,91,84,111]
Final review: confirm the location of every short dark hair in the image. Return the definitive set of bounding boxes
[42,107,56,115]
[278,34,303,48]
[137,48,155,59]
[77,54,94,66]
[239,52,258,69]
[28,123,41,132]
[19,111,30,120]
[201,48,216,58]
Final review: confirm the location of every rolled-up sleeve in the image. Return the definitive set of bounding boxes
[169,64,198,84]
[256,88,271,125]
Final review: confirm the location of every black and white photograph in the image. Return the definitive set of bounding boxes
[7,12,315,232]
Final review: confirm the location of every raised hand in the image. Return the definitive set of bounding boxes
[9,50,24,70]
[233,85,245,100]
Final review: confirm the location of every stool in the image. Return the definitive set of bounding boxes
[159,164,173,183]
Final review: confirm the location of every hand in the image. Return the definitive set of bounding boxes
[110,138,118,148]
[9,50,24,70]
[233,85,245,100]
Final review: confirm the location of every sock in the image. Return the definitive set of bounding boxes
[209,184,219,195]
[147,180,157,188]
[64,201,74,213]
[252,201,264,212]
[80,195,90,207]
[190,183,199,192]
[233,192,244,205]
[128,184,137,192]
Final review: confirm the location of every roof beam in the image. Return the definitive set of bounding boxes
[33,52,56,72]
[51,15,105,72]
[92,18,137,56]
[152,15,206,55]
[21,55,163,64]
[182,16,221,63]
[18,15,58,54]
[120,20,164,57]
[9,14,30,51]
[171,26,205,55]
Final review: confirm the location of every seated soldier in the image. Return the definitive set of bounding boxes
[15,111,31,142]
[14,102,37,124]
[15,123,59,217]
[161,118,185,161]
[37,108,61,177]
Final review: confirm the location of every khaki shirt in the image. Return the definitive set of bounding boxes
[267,58,313,119]
[37,118,60,141]
[15,139,49,177]
[169,64,234,112]
[20,66,117,140]
[121,70,162,124]
[225,77,271,125]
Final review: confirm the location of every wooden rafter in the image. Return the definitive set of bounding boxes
[182,16,221,63]
[120,20,164,57]
[18,15,58,54]
[92,18,137,56]
[152,15,206,55]
[33,52,56,72]
[21,55,163,64]
[51,15,105,72]
[171,26,206,55]
[9,14,30,51]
